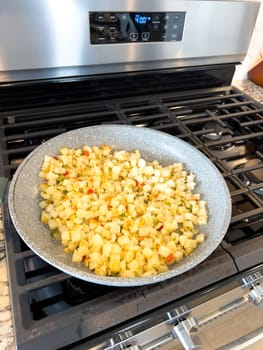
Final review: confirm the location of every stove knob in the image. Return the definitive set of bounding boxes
[249,284,263,306]
[171,317,201,350]
[107,330,136,349]
[166,305,189,323]
[166,306,201,350]
[242,271,263,309]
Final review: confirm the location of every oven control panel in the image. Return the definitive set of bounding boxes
[89,12,186,44]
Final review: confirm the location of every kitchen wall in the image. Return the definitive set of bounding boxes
[234,0,263,80]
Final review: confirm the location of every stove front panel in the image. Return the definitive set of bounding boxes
[0,0,260,81]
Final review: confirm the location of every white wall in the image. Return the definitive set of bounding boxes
[234,0,263,80]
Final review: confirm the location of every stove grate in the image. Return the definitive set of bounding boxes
[1,77,263,349]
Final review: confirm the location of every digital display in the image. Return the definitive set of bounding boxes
[89,11,186,44]
[134,14,151,24]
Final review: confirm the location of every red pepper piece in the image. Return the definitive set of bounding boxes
[135,180,145,186]
[166,253,174,263]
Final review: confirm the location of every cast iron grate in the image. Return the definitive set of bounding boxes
[1,85,263,228]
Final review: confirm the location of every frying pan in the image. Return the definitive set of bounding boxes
[8,125,232,286]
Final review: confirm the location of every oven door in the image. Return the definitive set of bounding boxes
[81,267,263,350]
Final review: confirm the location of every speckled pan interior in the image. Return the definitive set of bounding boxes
[8,125,232,286]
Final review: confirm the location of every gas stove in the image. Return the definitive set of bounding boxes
[0,66,263,349]
[0,0,263,349]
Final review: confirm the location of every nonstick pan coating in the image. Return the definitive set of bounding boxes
[8,125,231,286]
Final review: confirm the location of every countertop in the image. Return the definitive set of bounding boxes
[233,79,263,103]
[0,79,262,350]
[0,210,14,350]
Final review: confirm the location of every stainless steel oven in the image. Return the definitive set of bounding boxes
[0,1,263,349]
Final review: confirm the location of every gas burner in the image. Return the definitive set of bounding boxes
[201,121,235,152]
[201,121,223,141]
[237,158,263,195]
[213,142,235,152]
[208,138,235,154]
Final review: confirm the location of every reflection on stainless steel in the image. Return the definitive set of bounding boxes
[0,0,260,81]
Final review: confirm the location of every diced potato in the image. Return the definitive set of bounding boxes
[196,233,205,243]
[120,270,135,278]
[128,259,139,272]
[158,245,171,258]
[174,250,184,262]
[109,254,121,274]
[39,145,208,278]
[72,248,84,262]
[61,230,70,245]
[118,235,130,246]
[124,250,135,263]
[91,233,104,248]
[109,222,121,235]
[89,252,103,270]
[142,246,154,259]
[147,254,160,270]
[95,266,107,276]
[41,212,50,224]
[48,219,58,230]
[71,229,81,243]
[102,242,112,258]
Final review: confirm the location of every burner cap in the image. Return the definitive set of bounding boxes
[202,121,223,141]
